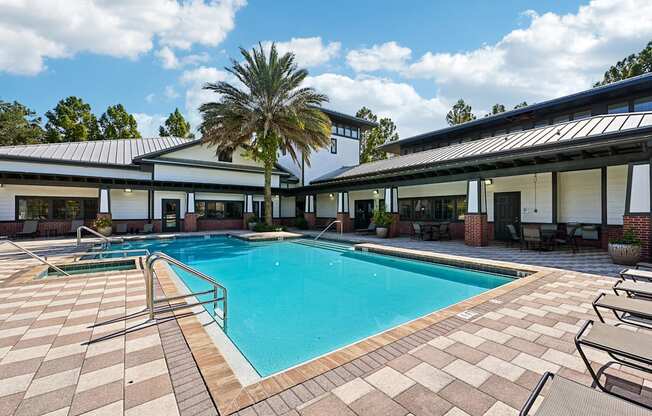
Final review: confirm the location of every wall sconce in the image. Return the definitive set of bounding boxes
[328,193,334,199]
[484,179,493,185]
[373,189,379,198]
[0,183,3,188]
[124,188,132,193]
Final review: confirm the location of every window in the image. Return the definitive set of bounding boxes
[573,110,591,120]
[337,125,345,136]
[398,195,467,222]
[534,120,549,128]
[195,200,243,219]
[331,124,337,134]
[634,96,652,112]
[552,115,570,124]
[218,151,232,162]
[352,128,359,139]
[608,102,629,114]
[332,123,360,139]
[16,196,98,220]
[330,138,337,154]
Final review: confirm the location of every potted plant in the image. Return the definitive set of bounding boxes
[247,216,259,231]
[372,208,393,238]
[94,217,113,237]
[608,229,641,265]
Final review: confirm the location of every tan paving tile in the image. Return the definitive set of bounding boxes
[76,363,124,393]
[365,367,415,398]
[405,363,455,393]
[0,373,33,398]
[395,383,453,416]
[349,390,408,416]
[299,393,356,416]
[124,393,179,416]
[442,360,491,388]
[476,356,525,382]
[511,353,560,375]
[25,367,80,398]
[332,378,375,405]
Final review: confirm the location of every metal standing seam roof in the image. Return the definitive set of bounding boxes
[312,111,652,184]
[0,137,191,166]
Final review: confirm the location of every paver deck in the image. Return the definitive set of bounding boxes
[1,233,650,416]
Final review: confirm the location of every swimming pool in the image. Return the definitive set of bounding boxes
[108,236,511,377]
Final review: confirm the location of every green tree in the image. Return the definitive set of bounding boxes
[99,104,141,139]
[159,108,194,138]
[446,99,476,126]
[513,101,529,109]
[200,43,331,226]
[356,107,399,163]
[45,96,99,142]
[485,103,506,117]
[595,41,652,86]
[0,101,44,146]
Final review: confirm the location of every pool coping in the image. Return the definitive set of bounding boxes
[153,241,554,415]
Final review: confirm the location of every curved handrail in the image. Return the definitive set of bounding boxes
[145,252,227,328]
[76,226,124,247]
[72,249,150,261]
[1,238,69,276]
[314,220,342,241]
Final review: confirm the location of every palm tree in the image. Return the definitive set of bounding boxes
[200,43,331,226]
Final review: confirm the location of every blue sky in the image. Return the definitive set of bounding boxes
[1,0,650,138]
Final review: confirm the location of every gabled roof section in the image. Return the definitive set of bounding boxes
[0,137,191,167]
[312,111,652,185]
[380,72,652,151]
[316,107,378,128]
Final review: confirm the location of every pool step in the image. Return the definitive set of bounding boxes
[293,239,353,253]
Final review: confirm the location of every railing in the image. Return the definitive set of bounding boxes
[314,220,342,241]
[76,226,124,247]
[71,249,150,262]
[145,252,227,329]
[0,238,70,276]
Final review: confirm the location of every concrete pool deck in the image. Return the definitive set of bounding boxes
[0,232,651,416]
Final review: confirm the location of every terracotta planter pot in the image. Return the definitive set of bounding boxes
[376,227,388,238]
[608,243,641,265]
[97,226,113,237]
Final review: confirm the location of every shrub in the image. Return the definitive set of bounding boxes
[610,228,641,246]
[247,216,259,224]
[295,216,308,229]
[372,208,393,228]
[94,217,112,229]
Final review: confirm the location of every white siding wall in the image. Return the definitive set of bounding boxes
[281,196,296,218]
[399,182,467,198]
[164,144,261,167]
[153,191,187,219]
[558,169,601,223]
[110,190,148,220]
[630,164,651,213]
[486,173,553,223]
[195,192,244,202]
[0,160,150,180]
[316,193,337,218]
[607,165,627,225]
[154,164,280,188]
[0,185,98,220]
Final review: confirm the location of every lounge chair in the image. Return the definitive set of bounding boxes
[522,225,543,250]
[506,224,521,248]
[636,262,652,271]
[14,220,38,239]
[519,372,651,415]
[68,220,84,235]
[575,320,652,408]
[592,293,652,329]
[613,279,652,300]
[356,222,376,235]
[411,223,429,240]
[116,223,128,234]
[438,222,451,240]
[620,268,652,283]
[142,223,154,234]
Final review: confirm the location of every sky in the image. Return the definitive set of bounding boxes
[1,0,652,139]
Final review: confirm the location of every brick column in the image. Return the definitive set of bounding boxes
[335,213,352,233]
[304,213,316,229]
[388,213,401,238]
[624,214,651,260]
[464,213,488,246]
[183,213,198,232]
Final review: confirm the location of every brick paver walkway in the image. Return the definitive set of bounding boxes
[1,235,650,416]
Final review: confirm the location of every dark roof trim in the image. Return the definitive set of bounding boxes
[380,72,652,150]
[0,154,143,170]
[317,107,378,128]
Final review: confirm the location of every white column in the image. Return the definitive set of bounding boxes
[628,163,651,213]
[244,194,254,213]
[305,195,315,213]
[383,187,398,213]
[99,188,110,214]
[337,192,349,213]
[186,192,195,214]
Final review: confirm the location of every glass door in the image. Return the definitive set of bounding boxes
[161,199,180,232]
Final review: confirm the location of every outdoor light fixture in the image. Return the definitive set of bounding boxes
[124,188,132,193]
[328,193,334,199]
[373,190,379,198]
[484,179,493,185]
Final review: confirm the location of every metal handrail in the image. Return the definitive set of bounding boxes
[145,252,227,329]
[0,238,70,276]
[71,249,150,262]
[314,220,342,240]
[76,226,124,247]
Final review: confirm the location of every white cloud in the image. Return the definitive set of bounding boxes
[305,73,449,138]
[346,42,412,72]
[145,93,156,103]
[134,113,166,137]
[180,66,232,127]
[405,0,652,108]
[164,85,179,99]
[0,0,245,75]
[156,46,211,69]
[263,37,341,67]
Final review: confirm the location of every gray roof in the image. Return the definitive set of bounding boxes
[0,137,191,166]
[313,111,652,184]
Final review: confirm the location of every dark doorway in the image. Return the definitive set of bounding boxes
[253,201,265,220]
[354,199,375,230]
[494,192,520,241]
[295,199,306,218]
[162,199,180,232]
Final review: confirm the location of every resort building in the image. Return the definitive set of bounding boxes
[1,74,651,259]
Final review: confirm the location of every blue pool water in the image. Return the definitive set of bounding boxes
[108,236,511,377]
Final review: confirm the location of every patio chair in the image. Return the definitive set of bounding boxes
[636,262,652,271]
[519,372,651,415]
[142,223,154,234]
[356,222,376,235]
[613,279,652,300]
[411,223,430,240]
[116,223,128,234]
[438,222,451,240]
[68,220,84,235]
[506,224,521,248]
[582,224,600,241]
[620,268,652,283]
[592,293,652,329]
[551,224,580,253]
[14,220,38,239]
[575,320,652,409]
[522,225,543,250]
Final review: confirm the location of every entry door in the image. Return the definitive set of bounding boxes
[354,199,375,229]
[494,192,520,240]
[162,199,180,232]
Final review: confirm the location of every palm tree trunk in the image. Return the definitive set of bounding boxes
[264,160,273,226]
